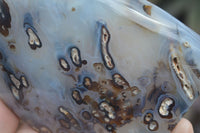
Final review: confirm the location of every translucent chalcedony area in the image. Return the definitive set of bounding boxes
[0,0,200,133]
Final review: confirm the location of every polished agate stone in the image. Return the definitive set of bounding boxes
[0,0,200,133]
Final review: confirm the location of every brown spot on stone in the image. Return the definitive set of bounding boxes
[82,111,92,120]
[72,90,83,105]
[131,86,140,96]
[192,68,200,78]
[112,73,129,89]
[82,78,137,130]
[68,74,77,82]
[82,60,87,65]
[58,106,81,130]
[93,63,105,73]
[46,110,51,115]
[75,67,80,72]
[59,119,71,129]
[0,0,11,36]
[9,44,16,50]
[34,106,43,116]
[143,5,152,16]
[70,118,81,130]
[72,7,76,12]
[83,77,92,88]
[22,99,29,106]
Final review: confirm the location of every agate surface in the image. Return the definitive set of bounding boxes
[0,0,200,133]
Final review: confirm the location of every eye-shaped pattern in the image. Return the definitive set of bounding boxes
[59,58,70,71]
[58,106,80,130]
[25,26,42,50]
[170,46,195,100]
[98,22,115,70]
[158,97,175,119]
[112,73,129,89]
[72,90,83,105]
[70,47,82,67]
[144,112,154,124]
[20,75,29,88]
[10,85,23,102]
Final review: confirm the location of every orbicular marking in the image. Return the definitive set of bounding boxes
[112,73,129,89]
[72,90,83,105]
[20,75,29,88]
[70,47,82,67]
[83,77,92,88]
[131,86,140,96]
[144,112,153,124]
[93,63,105,73]
[98,22,115,70]
[183,42,191,48]
[10,85,23,102]
[9,44,16,51]
[58,106,80,130]
[25,27,42,50]
[105,124,115,132]
[9,74,21,89]
[148,120,158,131]
[59,106,73,119]
[24,13,42,50]
[170,47,194,100]
[59,58,70,71]
[99,101,116,120]
[0,0,11,36]
[81,111,92,120]
[158,97,175,119]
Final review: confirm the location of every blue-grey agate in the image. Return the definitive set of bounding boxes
[0,0,200,133]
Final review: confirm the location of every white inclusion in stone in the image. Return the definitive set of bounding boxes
[70,47,81,67]
[159,97,174,117]
[99,24,115,70]
[20,76,28,88]
[148,120,158,131]
[27,28,41,47]
[9,74,21,89]
[10,85,20,101]
[59,58,70,71]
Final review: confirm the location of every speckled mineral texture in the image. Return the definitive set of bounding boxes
[0,0,200,133]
